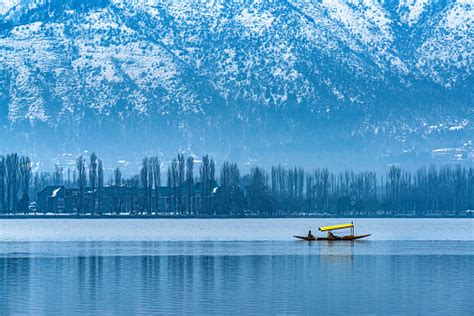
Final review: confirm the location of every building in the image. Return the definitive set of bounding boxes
[37,186,74,213]
[36,184,204,214]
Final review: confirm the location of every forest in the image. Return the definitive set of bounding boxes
[0,152,473,217]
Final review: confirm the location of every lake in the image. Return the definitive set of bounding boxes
[0,219,473,314]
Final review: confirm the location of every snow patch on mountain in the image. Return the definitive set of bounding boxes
[0,0,20,16]
[415,0,473,86]
[398,0,431,26]
[236,8,275,36]
[321,0,393,45]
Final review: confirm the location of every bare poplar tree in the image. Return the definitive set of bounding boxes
[220,161,231,212]
[150,157,161,213]
[6,153,19,213]
[114,167,122,186]
[147,159,154,214]
[114,167,122,214]
[167,165,173,212]
[0,156,5,213]
[19,156,32,214]
[185,156,194,214]
[171,158,178,212]
[67,167,71,187]
[76,155,86,215]
[98,159,104,214]
[178,154,185,213]
[73,169,77,188]
[199,155,209,215]
[140,157,150,214]
[53,163,63,186]
[89,153,98,214]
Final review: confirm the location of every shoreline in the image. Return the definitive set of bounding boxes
[0,214,472,219]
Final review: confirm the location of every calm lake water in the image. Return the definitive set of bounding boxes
[0,219,473,315]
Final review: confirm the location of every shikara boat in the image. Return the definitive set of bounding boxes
[294,222,371,241]
[293,235,317,241]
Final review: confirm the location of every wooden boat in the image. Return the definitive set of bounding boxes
[293,234,371,241]
[294,222,371,241]
[314,234,371,241]
[293,235,316,241]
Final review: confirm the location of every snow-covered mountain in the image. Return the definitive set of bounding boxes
[0,0,472,169]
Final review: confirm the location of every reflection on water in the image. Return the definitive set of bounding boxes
[0,241,473,314]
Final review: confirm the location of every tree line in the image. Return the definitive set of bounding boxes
[0,154,32,213]
[0,152,473,216]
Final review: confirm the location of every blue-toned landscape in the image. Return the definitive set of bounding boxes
[1,1,473,315]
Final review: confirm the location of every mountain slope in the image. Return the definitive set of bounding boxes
[0,0,472,168]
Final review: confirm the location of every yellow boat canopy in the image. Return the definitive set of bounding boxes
[319,223,354,231]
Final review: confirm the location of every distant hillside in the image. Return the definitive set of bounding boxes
[0,0,472,170]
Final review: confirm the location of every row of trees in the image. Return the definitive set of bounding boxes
[0,154,32,213]
[1,152,473,216]
[138,154,217,214]
[75,153,104,215]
